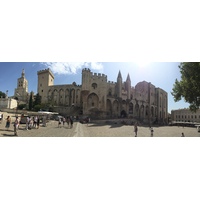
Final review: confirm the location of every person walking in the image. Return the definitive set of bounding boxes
[37,116,40,129]
[58,118,62,128]
[63,117,66,127]
[34,116,37,128]
[14,116,19,136]
[5,116,11,130]
[26,116,30,130]
[69,117,73,129]
[86,117,90,126]
[29,117,33,130]
[66,117,70,128]
[150,126,154,137]
[134,122,138,137]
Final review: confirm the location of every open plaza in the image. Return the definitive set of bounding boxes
[0,112,200,137]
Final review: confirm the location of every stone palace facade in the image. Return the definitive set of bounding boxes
[37,68,168,123]
[171,109,200,123]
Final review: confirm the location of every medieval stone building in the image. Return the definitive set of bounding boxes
[37,68,82,115]
[171,108,200,123]
[37,68,168,124]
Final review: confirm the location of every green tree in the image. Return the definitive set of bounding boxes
[29,92,34,110]
[18,104,26,110]
[34,104,42,112]
[0,91,6,98]
[171,62,200,112]
[33,93,41,107]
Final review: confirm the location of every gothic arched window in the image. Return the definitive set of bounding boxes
[92,83,97,89]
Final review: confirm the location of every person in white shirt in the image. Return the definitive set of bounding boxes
[34,116,38,128]
[26,116,30,130]
[14,117,19,136]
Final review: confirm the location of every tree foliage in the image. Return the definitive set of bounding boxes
[29,92,33,110]
[18,104,26,110]
[34,93,41,107]
[0,91,6,98]
[34,104,42,112]
[171,62,200,112]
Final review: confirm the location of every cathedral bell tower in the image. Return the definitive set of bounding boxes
[14,69,29,102]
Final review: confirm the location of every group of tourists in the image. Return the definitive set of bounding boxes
[0,114,42,136]
[1,113,76,136]
[3,115,19,136]
[25,116,40,130]
[58,116,74,129]
[134,123,185,137]
[134,122,154,137]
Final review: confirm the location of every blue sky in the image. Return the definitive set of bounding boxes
[0,62,189,112]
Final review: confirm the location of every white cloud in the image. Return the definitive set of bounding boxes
[90,62,104,70]
[41,62,103,75]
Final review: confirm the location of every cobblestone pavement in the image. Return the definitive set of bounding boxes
[76,122,200,137]
[0,118,200,137]
[0,120,77,137]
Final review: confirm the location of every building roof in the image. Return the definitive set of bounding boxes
[126,73,131,81]
[117,70,122,79]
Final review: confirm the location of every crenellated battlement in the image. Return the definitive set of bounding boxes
[108,81,116,84]
[82,68,107,80]
[37,68,54,78]
[82,68,91,72]
[91,72,107,80]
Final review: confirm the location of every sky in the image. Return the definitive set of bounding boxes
[0,62,189,112]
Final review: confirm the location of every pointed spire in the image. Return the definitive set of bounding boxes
[22,69,25,77]
[117,70,122,79]
[126,73,131,81]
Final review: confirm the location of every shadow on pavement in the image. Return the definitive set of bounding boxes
[53,127,72,129]
[2,133,17,137]
[87,123,124,128]
[0,129,13,132]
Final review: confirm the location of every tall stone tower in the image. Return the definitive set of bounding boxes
[81,68,108,117]
[82,68,91,91]
[117,70,122,98]
[37,68,54,103]
[126,73,131,99]
[81,68,91,114]
[14,69,29,102]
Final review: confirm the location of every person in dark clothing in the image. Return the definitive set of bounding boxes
[134,122,138,137]
[37,116,40,129]
[5,116,11,130]
[70,117,73,128]
[150,126,154,137]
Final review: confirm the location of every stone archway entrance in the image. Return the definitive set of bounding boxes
[106,99,112,117]
[87,93,99,109]
[121,110,127,118]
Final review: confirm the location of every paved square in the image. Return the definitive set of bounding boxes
[0,113,199,137]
